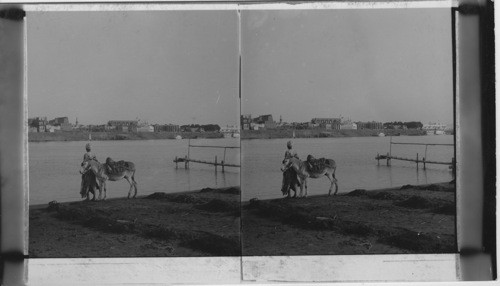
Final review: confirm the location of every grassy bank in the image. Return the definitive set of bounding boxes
[241,128,426,139]
[242,182,456,255]
[30,182,455,257]
[28,131,224,142]
[29,187,240,257]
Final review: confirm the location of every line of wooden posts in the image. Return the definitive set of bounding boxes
[376,137,455,174]
[174,139,240,173]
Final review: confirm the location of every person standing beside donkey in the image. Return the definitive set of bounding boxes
[282,141,300,197]
[80,143,99,199]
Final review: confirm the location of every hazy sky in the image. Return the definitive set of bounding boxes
[241,9,453,124]
[28,8,453,127]
[28,11,239,126]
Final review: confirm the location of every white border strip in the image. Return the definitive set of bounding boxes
[23,1,457,12]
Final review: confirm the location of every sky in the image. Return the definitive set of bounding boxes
[28,8,453,127]
[28,11,239,126]
[241,9,454,125]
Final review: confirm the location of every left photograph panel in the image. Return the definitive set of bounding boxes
[27,10,241,258]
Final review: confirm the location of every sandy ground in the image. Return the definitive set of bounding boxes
[30,183,455,258]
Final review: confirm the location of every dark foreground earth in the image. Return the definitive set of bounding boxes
[29,187,241,257]
[30,183,456,258]
[242,182,456,256]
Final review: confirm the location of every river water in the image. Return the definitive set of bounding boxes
[29,135,454,205]
[241,135,454,201]
[29,138,240,205]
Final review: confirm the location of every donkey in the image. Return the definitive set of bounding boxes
[80,159,138,200]
[281,157,338,197]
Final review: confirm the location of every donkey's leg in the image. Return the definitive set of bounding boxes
[103,181,107,200]
[326,172,335,196]
[97,181,103,200]
[125,176,133,199]
[132,171,138,198]
[304,179,308,198]
[299,177,306,197]
[332,168,338,195]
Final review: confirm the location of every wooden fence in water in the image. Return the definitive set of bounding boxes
[375,137,455,174]
[174,139,240,172]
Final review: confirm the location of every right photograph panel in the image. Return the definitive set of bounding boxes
[240,8,456,256]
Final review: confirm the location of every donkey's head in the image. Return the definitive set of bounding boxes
[281,158,292,172]
[79,160,91,174]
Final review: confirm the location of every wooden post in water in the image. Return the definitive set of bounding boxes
[416,153,419,169]
[386,152,391,166]
[221,160,225,173]
[452,157,456,178]
[215,156,218,172]
[185,155,188,169]
[377,153,380,166]
[175,156,178,169]
[423,157,426,170]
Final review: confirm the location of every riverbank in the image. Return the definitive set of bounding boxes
[28,131,223,142]
[30,182,456,257]
[29,187,240,257]
[242,182,456,255]
[241,128,426,139]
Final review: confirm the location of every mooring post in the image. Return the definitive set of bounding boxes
[386,152,391,166]
[416,153,419,169]
[377,153,380,166]
[423,157,426,170]
[389,136,392,157]
[185,155,188,169]
[221,160,225,173]
[175,156,178,169]
[215,156,217,172]
[452,157,456,178]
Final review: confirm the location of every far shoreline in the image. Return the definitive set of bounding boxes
[28,128,432,143]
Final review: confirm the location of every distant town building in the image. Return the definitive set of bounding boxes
[311,118,341,130]
[154,124,180,132]
[220,125,240,138]
[108,120,138,127]
[252,114,276,129]
[108,120,138,132]
[356,121,384,130]
[340,120,357,130]
[28,117,48,132]
[136,125,154,132]
[241,114,252,130]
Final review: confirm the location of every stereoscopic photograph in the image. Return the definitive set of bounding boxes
[240,8,457,256]
[27,10,241,258]
[24,3,462,262]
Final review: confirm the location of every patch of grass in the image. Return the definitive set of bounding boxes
[144,226,179,240]
[195,199,239,213]
[345,189,367,196]
[395,196,433,209]
[144,192,170,200]
[367,191,394,200]
[432,203,456,215]
[379,231,455,253]
[183,234,240,256]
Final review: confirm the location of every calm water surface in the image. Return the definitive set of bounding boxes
[29,138,240,205]
[29,135,454,205]
[241,135,454,201]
